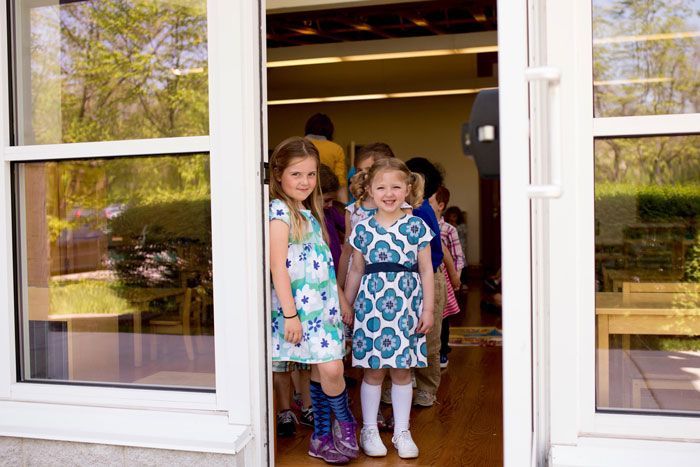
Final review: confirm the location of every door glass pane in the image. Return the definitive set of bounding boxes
[592,0,700,117]
[15,154,215,390]
[595,134,700,412]
[14,0,208,145]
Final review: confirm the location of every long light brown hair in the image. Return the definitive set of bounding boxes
[353,158,425,209]
[270,136,328,243]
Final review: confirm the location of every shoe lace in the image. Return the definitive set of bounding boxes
[394,430,413,446]
[338,420,356,439]
[302,407,314,421]
[362,427,380,441]
[279,410,297,424]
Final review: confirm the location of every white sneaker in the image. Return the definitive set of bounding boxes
[392,430,419,459]
[360,426,387,457]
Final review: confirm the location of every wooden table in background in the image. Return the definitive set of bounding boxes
[596,292,700,407]
[122,288,185,367]
[602,268,683,292]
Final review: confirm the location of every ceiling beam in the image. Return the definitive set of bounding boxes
[267,31,497,63]
[267,0,427,14]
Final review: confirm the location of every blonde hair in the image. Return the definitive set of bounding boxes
[353,158,425,208]
[269,136,328,243]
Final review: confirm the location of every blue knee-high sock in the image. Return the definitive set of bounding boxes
[326,388,354,423]
[310,380,331,437]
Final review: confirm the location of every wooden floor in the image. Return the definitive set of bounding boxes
[276,283,503,467]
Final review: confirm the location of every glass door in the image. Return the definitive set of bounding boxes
[540,0,700,463]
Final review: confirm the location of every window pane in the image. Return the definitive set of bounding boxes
[592,0,700,117]
[15,0,208,144]
[595,135,700,412]
[16,154,214,390]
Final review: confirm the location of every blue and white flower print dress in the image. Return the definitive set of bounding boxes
[348,215,434,369]
[270,199,345,364]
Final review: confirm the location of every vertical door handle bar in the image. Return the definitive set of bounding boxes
[525,66,562,199]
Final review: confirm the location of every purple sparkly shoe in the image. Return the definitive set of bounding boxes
[332,419,360,459]
[308,433,350,465]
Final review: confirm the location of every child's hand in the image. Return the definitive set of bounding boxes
[284,316,303,344]
[416,309,434,334]
[340,295,354,326]
[450,274,461,290]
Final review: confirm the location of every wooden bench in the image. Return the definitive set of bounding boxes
[596,282,700,408]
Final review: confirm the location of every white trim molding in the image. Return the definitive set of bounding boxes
[593,114,700,138]
[3,136,210,161]
[0,401,251,454]
[498,0,534,464]
[550,436,700,467]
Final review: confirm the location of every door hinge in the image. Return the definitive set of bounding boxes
[262,161,270,185]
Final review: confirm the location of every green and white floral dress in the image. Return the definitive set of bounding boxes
[270,198,345,364]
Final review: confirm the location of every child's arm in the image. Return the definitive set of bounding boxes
[344,249,365,307]
[416,245,435,334]
[269,219,302,344]
[336,211,353,288]
[337,284,354,326]
[442,244,461,290]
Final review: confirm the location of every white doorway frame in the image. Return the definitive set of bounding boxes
[534,1,700,465]
[498,0,537,465]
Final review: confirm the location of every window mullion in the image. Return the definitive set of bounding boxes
[593,113,700,138]
[3,136,210,162]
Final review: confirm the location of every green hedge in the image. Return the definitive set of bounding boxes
[107,199,212,287]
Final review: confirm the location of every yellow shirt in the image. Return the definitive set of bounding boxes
[310,139,347,187]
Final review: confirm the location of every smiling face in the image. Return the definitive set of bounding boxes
[278,156,318,205]
[368,168,409,214]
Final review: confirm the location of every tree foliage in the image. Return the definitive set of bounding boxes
[28,0,208,144]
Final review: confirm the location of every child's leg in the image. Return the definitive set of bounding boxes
[389,368,419,458]
[440,316,451,356]
[362,369,387,429]
[415,270,446,404]
[389,369,413,435]
[314,361,359,459]
[293,367,313,409]
[273,369,292,411]
[309,364,332,438]
[315,360,353,422]
[273,363,297,437]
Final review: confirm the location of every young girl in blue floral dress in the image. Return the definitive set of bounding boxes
[269,136,358,464]
[344,158,435,459]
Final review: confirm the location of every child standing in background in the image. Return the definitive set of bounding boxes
[304,113,348,204]
[319,164,345,273]
[404,157,446,408]
[344,158,435,459]
[429,186,465,368]
[444,206,469,284]
[269,137,358,464]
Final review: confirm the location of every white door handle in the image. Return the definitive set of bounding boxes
[525,66,562,199]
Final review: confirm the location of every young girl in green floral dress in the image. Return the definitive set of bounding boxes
[269,136,358,464]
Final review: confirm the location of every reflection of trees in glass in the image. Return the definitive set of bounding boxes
[45,154,210,240]
[594,136,699,273]
[595,135,700,184]
[593,0,700,117]
[28,0,208,144]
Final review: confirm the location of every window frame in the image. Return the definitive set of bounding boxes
[0,0,267,457]
[544,0,700,457]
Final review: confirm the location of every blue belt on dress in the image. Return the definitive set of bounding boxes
[364,262,418,275]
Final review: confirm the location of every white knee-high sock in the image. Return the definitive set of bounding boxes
[392,382,413,436]
[361,381,382,429]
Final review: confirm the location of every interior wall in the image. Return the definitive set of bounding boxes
[267,94,481,265]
